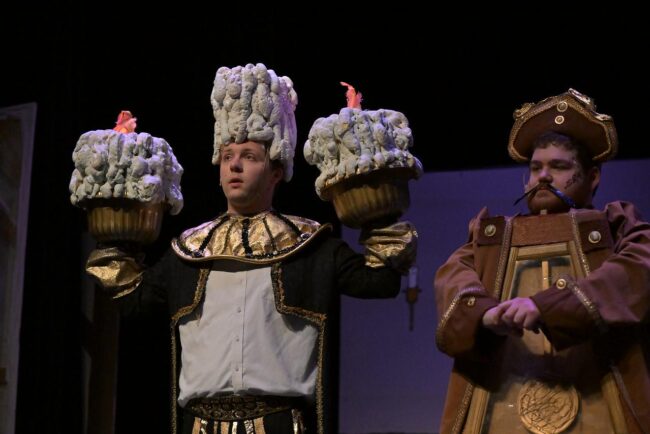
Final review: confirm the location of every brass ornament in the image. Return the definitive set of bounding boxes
[85,199,164,244]
[588,230,602,244]
[320,167,416,229]
[484,224,497,237]
[518,379,579,434]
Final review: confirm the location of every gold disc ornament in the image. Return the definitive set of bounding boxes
[518,379,579,434]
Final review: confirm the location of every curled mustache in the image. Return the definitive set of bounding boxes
[513,183,577,208]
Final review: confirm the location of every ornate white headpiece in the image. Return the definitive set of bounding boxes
[211,63,298,181]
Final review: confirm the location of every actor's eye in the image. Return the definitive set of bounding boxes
[551,163,572,171]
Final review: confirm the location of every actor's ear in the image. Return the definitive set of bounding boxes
[271,165,284,186]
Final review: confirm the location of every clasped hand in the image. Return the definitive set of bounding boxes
[481,297,541,337]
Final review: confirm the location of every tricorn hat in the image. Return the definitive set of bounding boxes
[508,88,618,163]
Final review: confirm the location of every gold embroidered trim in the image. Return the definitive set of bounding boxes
[571,284,607,333]
[451,383,475,434]
[185,395,298,421]
[171,324,178,434]
[170,267,211,434]
[435,287,484,353]
[568,211,607,332]
[570,211,592,275]
[271,264,326,434]
[494,217,513,299]
[171,268,210,326]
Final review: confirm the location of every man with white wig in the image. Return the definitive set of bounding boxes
[86,63,417,434]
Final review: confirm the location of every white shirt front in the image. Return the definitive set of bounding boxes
[177,261,318,407]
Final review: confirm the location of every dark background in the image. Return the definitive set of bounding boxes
[2,6,650,433]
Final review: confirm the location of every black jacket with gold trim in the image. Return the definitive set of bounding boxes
[100,211,407,434]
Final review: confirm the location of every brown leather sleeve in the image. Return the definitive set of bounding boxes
[435,208,500,357]
[530,277,596,351]
[533,201,650,349]
[586,202,650,325]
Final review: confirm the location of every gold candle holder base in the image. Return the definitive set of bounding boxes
[321,167,416,229]
[84,199,164,245]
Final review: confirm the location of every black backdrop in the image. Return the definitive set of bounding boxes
[2,6,650,433]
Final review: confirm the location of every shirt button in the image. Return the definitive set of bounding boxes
[235,367,239,372]
[237,307,242,313]
[235,336,240,342]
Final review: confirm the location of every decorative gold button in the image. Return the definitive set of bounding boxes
[588,230,602,244]
[466,296,476,307]
[556,278,567,289]
[557,101,568,112]
[484,224,497,237]
[554,115,565,125]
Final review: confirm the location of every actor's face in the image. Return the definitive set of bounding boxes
[525,144,600,214]
[219,141,283,216]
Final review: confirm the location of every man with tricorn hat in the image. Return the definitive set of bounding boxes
[85,63,417,434]
[435,89,650,433]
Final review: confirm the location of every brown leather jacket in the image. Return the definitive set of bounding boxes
[435,201,650,434]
